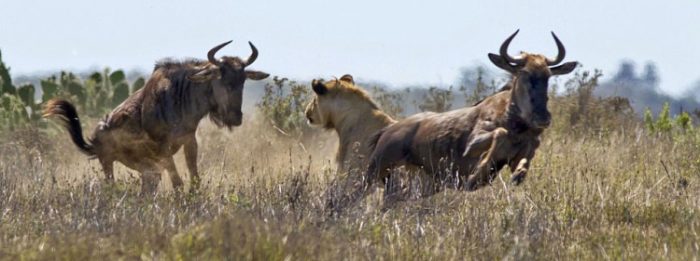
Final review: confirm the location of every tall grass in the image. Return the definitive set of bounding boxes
[1,71,700,260]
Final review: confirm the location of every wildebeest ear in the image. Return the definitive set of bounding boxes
[245,70,270,80]
[312,79,328,95]
[550,61,578,75]
[488,53,517,73]
[189,67,221,82]
[339,74,354,84]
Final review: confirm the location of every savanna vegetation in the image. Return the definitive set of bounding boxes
[1,50,700,260]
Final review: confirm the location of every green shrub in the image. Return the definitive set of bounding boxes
[256,76,312,137]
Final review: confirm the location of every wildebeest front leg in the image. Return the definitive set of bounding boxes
[465,128,509,191]
[509,146,536,185]
[462,131,497,158]
[162,157,184,191]
[509,158,530,185]
[184,134,200,192]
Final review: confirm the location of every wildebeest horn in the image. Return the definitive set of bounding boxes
[207,40,232,66]
[500,29,525,66]
[546,32,566,66]
[245,41,259,66]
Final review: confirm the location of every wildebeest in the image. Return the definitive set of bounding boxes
[43,41,270,194]
[360,30,578,198]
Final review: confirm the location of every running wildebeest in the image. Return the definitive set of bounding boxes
[44,41,270,194]
[356,30,578,202]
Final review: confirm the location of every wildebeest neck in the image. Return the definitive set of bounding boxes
[140,64,220,139]
[505,105,542,135]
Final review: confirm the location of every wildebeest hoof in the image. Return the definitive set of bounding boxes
[464,177,480,191]
[510,171,527,185]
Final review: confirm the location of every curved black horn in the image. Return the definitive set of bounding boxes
[207,40,232,66]
[546,32,566,66]
[500,29,525,65]
[245,41,259,66]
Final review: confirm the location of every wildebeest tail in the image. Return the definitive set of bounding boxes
[43,99,95,156]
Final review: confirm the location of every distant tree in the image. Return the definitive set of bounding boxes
[417,86,453,113]
[370,85,405,118]
[642,62,659,87]
[457,66,500,105]
[613,61,637,82]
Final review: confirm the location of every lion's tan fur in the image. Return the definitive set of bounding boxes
[305,77,396,173]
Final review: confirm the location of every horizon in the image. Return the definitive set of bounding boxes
[1,1,698,95]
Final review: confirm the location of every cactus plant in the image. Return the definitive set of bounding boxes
[40,78,59,104]
[131,77,145,93]
[109,70,126,85]
[0,50,16,95]
[17,84,35,108]
[0,50,146,131]
[112,82,129,106]
[0,94,29,130]
[61,72,86,106]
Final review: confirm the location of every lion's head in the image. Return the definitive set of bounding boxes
[305,74,380,130]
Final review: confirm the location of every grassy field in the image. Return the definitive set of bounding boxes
[2,81,700,260]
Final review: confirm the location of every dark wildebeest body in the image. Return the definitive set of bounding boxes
[367,88,540,188]
[357,30,578,204]
[44,41,269,194]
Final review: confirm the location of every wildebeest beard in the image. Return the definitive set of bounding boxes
[209,105,242,129]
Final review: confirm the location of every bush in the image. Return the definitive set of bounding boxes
[417,86,453,113]
[255,76,312,137]
[549,70,636,137]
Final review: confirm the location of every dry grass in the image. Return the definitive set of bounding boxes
[1,105,700,260]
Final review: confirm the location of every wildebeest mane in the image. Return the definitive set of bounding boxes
[153,58,210,74]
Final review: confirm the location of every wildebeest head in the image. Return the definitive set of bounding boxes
[488,30,578,128]
[190,41,270,127]
[306,75,377,129]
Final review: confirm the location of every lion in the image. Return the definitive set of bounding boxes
[305,74,396,173]
[305,75,435,211]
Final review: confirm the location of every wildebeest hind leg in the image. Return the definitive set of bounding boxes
[139,162,162,196]
[466,128,508,191]
[161,157,184,191]
[100,158,114,183]
[328,155,393,216]
[184,135,200,192]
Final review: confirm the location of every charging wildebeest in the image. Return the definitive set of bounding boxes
[357,30,578,201]
[44,41,270,194]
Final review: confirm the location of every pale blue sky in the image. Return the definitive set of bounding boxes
[1,0,698,95]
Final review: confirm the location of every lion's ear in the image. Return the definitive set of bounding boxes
[340,74,354,84]
[312,79,328,95]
